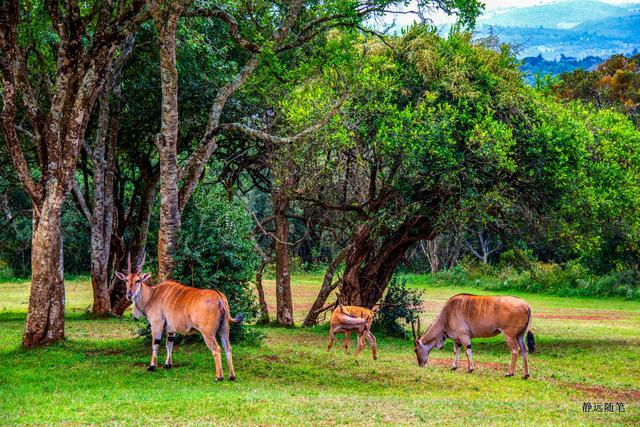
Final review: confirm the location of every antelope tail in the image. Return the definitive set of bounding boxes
[525,305,535,353]
[526,331,535,353]
[218,296,244,324]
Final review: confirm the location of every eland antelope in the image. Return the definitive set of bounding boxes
[116,255,242,381]
[412,294,535,378]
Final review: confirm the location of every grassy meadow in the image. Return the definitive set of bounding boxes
[1,273,639,425]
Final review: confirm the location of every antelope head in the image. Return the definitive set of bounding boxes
[115,253,151,317]
[412,317,444,367]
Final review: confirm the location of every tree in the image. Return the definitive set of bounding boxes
[146,0,483,325]
[0,0,145,347]
[555,54,640,126]
[302,27,616,313]
[71,37,135,316]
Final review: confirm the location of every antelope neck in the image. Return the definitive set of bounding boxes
[133,283,153,317]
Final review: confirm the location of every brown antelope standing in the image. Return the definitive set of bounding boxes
[115,255,242,380]
[327,305,378,360]
[412,294,535,379]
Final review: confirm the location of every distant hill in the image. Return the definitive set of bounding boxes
[572,14,640,40]
[478,0,631,29]
[472,0,640,62]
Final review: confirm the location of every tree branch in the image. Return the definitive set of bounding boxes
[215,91,348,145]
[184,6,260,53]
[71,178,93,222]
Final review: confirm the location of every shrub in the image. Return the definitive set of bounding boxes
[139,184,262,344]
[498,248,536,272]
[477,261,640,300]
[373,276,424,338]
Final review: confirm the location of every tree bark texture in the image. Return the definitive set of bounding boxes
[273,192,294,326]
[339,216,437,308]
[149,0,186,281]
[23,187,66,347]
[87,93,117,316]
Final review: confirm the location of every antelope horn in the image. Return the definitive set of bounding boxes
[417,316,422,336]
[411,320,417,340]
[127,252,132,274]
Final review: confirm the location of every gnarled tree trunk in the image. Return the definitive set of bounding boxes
[339,216,436,308]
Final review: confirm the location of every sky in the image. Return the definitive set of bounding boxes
[385,0,638,27]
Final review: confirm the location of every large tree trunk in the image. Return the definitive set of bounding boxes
[150,0,186,281]
[273,193,294,326]
[23,188,66,348]
[339,216,436,308]
[88,92,117,316]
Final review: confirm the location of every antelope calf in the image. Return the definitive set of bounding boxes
[327,305,378,360]
[413,294,535,379]
[116,255,242,381]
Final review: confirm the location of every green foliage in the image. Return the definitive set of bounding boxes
[498,248,537,272]
[373,276,424,338]
[438,259,640,300]
[488,262,640,300]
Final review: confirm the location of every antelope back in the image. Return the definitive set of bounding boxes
[339,305,375,326]
[443,294,530,337]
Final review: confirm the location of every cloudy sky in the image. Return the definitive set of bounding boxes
[385,0,637,27]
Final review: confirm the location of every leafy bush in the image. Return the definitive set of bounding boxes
[373,276,424,338]
[139,185,262,344]
[498,248,537,272]
[481,261,640,300]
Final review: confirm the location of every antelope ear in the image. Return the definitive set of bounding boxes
[115,271,127,281]
[140,272,152,283]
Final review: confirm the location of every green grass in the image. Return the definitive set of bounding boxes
[1,274,639,425]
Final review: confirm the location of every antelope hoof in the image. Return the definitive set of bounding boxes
[467,368,474,373]
[523,374,530,380]
[229,375,236,381]
[164,364,172,369]
[505,373,513,377]
[148,365,156,372]
[216,376,224,382]
[451,366,458,371]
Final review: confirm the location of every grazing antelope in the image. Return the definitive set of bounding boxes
[115,255,242,381]
[412,294,535,379]
[327,305,378,360]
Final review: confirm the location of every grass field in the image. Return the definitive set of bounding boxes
[1,273,639,425]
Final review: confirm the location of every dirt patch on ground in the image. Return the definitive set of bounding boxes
[534,313,622,321]
[559,381,640,401]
